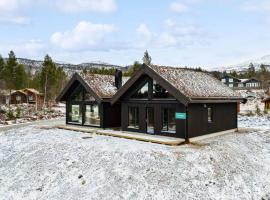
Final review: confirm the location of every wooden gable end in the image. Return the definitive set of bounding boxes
[111,65,190,105]
[56,73,102,103]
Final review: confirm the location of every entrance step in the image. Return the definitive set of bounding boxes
[56,125,185,146]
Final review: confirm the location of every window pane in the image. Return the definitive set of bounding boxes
[153,80,175,98]
[85,104,100,126]
[69,104,82,123]
[84,93,96,101]
[146,107,154,134]
[131,82,149,98]
[162,108,176,133]
[168,109,176,132]
[128,107,139,129]
[71,87,83,101]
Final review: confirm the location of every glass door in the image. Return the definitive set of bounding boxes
[146,107,154,134]
[84,104,100,126]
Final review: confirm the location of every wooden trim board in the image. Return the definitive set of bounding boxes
[189,128,237,142]
[56,125,185,146]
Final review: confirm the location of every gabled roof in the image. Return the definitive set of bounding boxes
[111,64,244,105]
[11,90,27,95]
[23,88,42,95]
[242,78,261,83]
[262,96,270,102]
[221,74,241,82]
[56,73,129,102]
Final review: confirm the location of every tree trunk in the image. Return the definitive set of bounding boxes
[43,71,48,109]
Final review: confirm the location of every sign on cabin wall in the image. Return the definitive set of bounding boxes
[175,112,186,120]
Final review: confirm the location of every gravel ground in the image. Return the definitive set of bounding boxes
[0,116,269,200]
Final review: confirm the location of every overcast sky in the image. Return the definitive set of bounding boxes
[0,0,270,68]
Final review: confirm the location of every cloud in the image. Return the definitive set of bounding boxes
[53,0,117,13]
[50,21,116,51]
[0,40,46,58]
[134,20,204,49]
[241,0,270,12]
[170,2,189,13]
[0,0,32,24]
[136,24,152,42]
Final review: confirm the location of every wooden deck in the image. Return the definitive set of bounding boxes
[56,125,185,146]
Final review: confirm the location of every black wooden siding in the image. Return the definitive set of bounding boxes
[102,102,121,128]
[187,103,237,138]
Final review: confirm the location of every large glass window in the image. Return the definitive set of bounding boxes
[153,80,174,99]
[84,104,100,126]
[128,107,139,129]
[146,107,154,134]
[71,87,83,101]
[69,104,82,123]
[85,92,95,101]
[162,108,176,133]
[131,82,149,98]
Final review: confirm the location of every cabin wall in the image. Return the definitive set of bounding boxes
[102,102,121,128]
[187,103,238,138]
[10,93,27,104]
[265,101,270,110]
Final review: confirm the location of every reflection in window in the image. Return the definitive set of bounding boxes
[153,80,174,98]
[71,87,83,101]
[85,104,100,126]
[131,82,149,98]
[69,104,82,123]
[128,107,139,129]
[16,96,21,101]
[85,93,95,101]
[162,108,176,133]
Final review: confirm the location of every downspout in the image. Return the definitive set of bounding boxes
[185,105,189,143]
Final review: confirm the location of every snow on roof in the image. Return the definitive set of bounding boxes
[11,90,27,95]
[81,73,129,99]
[262,96,270,102]
[240,79,248,83]
[148,65,242,99]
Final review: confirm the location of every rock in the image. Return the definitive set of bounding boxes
[78,174,83,179]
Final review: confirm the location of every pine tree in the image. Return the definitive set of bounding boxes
[0,55,4,79]
[4,51,18,90]
[0,55,5,89]
[142,50,152,65]
[40,54,67,107]
[14,64,27,89]
[247,63,255,78]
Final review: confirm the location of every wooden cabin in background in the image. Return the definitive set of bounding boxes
[0,88,44,109]
[262,96,270,110]
[0,90,10,105]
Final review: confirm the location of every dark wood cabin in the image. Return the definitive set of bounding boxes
[221,75,241,88]
[111,64,245,141]
[23,88,44,109]
[56,71,127,128]
[262,96,270,110]
[8,88,44,109]
[10,90,27,104]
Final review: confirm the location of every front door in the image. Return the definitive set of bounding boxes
[146,107,154,134]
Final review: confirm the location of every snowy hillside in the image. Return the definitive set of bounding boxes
[4,58,124,76]
[0,116,270,199]
[219,54,270,72]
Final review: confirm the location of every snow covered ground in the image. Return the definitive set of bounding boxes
[0,116,269,200]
